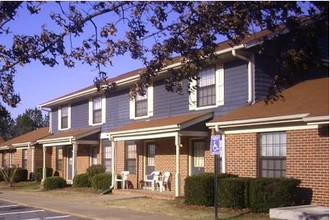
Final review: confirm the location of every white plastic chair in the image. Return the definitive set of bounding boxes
[144,171,160,191]
[115,171,130,189]
[157,171,171,192]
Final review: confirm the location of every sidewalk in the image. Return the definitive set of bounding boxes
[0,190,183,220]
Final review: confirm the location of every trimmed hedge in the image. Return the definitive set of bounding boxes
[86,165,106,178]
[249,178,301,212]
[184,174,301,213]
[44,176,67,190]
[35,167,53,182]
[14,168,28,182]
[184,173,237,206]
[91,173,112,191]
[73,173,91,188]
[219,177,252,209]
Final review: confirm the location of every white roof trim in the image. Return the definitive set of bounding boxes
[303,115,329,125]
[206,113,310,128]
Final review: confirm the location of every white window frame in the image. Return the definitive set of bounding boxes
[58,104,71,130]
[89,96,106,126]
[129,86,154,120]
[189,64,224,110]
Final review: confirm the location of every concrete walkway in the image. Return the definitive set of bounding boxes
[0,190,183,220]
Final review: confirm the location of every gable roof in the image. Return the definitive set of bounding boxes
[38,127,101,146]
[207,77,329,128]
[0,127,50,149]
[110,112,213,140]
[39,28,275,108]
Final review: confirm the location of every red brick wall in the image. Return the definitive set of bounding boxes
[224,127,329,207]
[287,127,329,206]
[225,133,258,177]
[76,145,92,175]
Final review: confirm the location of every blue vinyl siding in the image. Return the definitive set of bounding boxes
[51,109,58,133]
[50,58,251,133]
[71,100,89,129]
[103,89,131,131]
[254,54,277,101]
[153,79,189,117]
[215,59,248,116]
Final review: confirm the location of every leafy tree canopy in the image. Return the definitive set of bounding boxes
[0,1,328,117]
[14,107,48,136]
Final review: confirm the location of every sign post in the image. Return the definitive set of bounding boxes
[210,134,221,220]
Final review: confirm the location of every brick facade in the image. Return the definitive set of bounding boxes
[224,127,329,207]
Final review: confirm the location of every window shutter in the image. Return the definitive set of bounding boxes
[216,64,224,106]
[102,97,106,123]
[88,99,93,125]
[129,98,135,119]
[147,86,154,116]
[58,107,61,130]
[189,80,197,110]
[68,105,71,129]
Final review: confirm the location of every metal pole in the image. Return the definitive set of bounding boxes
[214,154,218,220]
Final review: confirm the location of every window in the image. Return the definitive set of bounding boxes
[58,105,71,130]
[2,152,6,167]
[197,67,216,107]
[193,142,205,168]
[189,65,224,110]
[103,145,112,172]
[147,144,156,167]
[129,86,153,119]
[259,132,286,178]
[135,93,148,117]
[89,97,106,125]
[125,142,137,174]
[56,148,63,171]
[93,97,102,124]
[22,149,27,169]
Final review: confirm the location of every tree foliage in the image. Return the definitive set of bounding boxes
[0,105,15,140]
[14,107,48,136]
[0,2,328,117]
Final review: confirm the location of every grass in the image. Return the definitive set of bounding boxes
[0,181,271,219]
[104,197,270,220]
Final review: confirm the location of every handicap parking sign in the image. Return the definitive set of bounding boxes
[210,135,221,155]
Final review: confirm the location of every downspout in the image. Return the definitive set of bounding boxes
[231,49,255,104]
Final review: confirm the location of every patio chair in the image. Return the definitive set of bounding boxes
[144,171,160,191]
[115,171,130,189]
[156,171,171,192]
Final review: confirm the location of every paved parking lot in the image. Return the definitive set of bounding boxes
[0,200,87,220]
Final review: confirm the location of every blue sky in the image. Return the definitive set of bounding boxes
[4,2,143,118]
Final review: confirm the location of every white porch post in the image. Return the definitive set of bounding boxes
[72,142,78,181]
[42,146,46,182]
[31,146,35,178]
[175,132,181,197]
[111,140,116,189]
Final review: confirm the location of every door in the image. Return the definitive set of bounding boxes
[67,147,73,180]
[191,140,205,175]
[91,146,98,165]
[146,144,156,175]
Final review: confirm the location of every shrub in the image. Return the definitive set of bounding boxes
[184,173,238,206]
[86,165,106,178]
[91,173,112,191]
[219,177,252,209]
[249,178,301,213]
[73,173,91,188]
[35,167,53,182]
[13,168,28,182]
[43,176,67,191]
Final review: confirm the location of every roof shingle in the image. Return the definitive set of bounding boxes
[0,127,50,147]
[210,77,329,123]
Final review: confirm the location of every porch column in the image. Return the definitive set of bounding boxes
[31,146,35,178]
[175,132,181,197]
[111,140,116,189]
[72,142,78,181]
[42,146,46,182]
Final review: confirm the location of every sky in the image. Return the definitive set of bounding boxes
[4,2,143,118]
